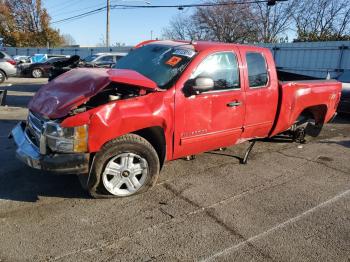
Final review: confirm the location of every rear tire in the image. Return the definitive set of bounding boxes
[87,134,160,198]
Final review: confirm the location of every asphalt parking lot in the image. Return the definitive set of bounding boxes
[0,78,349,261]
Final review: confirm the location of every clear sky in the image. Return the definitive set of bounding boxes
[43,0,201,46]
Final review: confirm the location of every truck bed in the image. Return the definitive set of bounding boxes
[269,78,341,137]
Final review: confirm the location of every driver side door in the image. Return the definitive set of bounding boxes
[173,50,245,159]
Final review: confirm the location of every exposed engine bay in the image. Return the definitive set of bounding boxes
[69,83,144,115]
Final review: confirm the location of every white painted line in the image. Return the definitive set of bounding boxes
[201,189,350,262]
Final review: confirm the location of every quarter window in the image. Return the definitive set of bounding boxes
[191,52,240,91]
[246,52,268,88]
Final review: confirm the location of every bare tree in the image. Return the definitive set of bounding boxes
[162,0,294,43]
[62,34,76,46]
[293,0,350,41]
[162,14,205,41]
[252,0,298,43]
[193,0,258,43]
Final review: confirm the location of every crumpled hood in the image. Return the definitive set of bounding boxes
[28,68,158,119]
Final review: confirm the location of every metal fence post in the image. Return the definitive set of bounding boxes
[0,89,7,106]
[337,44,348,74]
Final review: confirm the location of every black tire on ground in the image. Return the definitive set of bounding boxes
[31,68,43,78]
[86,134,160,198]
[0,70,6,83]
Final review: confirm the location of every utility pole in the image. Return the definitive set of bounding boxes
[106,0,110,48]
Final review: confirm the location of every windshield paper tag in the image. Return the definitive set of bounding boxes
[172,49,195,58]
[166,56,182,66]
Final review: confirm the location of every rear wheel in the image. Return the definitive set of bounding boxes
[86,134,160,198]
[31,68,43,78]
[0,70,6,83]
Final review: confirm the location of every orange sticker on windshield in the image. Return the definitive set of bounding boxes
[166,56,182,66]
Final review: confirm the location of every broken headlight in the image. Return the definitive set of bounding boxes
[45,122,88,153]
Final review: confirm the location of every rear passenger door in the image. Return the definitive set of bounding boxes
[239,49,279,139]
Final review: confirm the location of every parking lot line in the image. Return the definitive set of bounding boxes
[201,188,350,262]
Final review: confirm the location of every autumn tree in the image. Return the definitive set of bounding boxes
[0,0,64,47]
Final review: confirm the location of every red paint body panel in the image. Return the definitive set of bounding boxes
[269,80,341,137]
[31,40,342,163]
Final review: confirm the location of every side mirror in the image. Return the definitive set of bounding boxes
[191,77,214,94]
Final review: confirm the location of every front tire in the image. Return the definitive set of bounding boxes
[0,70,6,83]
[87,134,160,198]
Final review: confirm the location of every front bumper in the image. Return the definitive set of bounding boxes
[10,121,90,174]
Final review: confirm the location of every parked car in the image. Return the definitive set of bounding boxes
[48,55,81,81]
[82,52,127,68]
[10,40,341,198]
[336,70,350,114]
[0,51,17,83]
[20,56,70,78]
[13,55,31,64]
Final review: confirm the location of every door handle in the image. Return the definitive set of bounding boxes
[227,101,242,107]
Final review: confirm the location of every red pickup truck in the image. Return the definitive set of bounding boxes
[11,40,341,198]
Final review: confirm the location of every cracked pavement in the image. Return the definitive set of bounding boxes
[0,78,349,261]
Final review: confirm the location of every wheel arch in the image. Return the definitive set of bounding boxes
[297,104,328,124]
[0,68,7,78]
[132,126,166,169]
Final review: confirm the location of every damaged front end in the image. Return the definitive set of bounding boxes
[10,68,159,174]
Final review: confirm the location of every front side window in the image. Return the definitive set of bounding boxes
[191,52,240,91]
[246,52,268,88]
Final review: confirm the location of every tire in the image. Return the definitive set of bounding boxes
[31,68,43,78]
[87,134,160,198]
[0,70,6,83]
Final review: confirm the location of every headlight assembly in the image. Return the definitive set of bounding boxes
[45,122,88,153]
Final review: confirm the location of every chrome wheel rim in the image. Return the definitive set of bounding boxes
[32,69,42,78]
[102,153,148,196]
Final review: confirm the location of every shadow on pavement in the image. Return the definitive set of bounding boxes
[3,94,32,108]
[319,140,350,148]
[0,169,90,202]
[1,120,90,202]
[332,114,350,124]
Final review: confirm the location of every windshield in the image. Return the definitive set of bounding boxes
[114,44,196,88]
[83,54,99,62]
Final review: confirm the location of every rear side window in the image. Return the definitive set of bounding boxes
[0,52,4,59]
[246,52,268,88]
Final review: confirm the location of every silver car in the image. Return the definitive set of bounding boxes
[82,52,127,68]
[0,51,17,83]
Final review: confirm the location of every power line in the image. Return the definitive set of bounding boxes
[50,3,106,19]
[51,0,288,25]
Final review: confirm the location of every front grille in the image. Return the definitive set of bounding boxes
[26,112,46,148]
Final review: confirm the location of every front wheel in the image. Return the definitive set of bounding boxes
[86,134,160,198]
[0,70,6,83]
